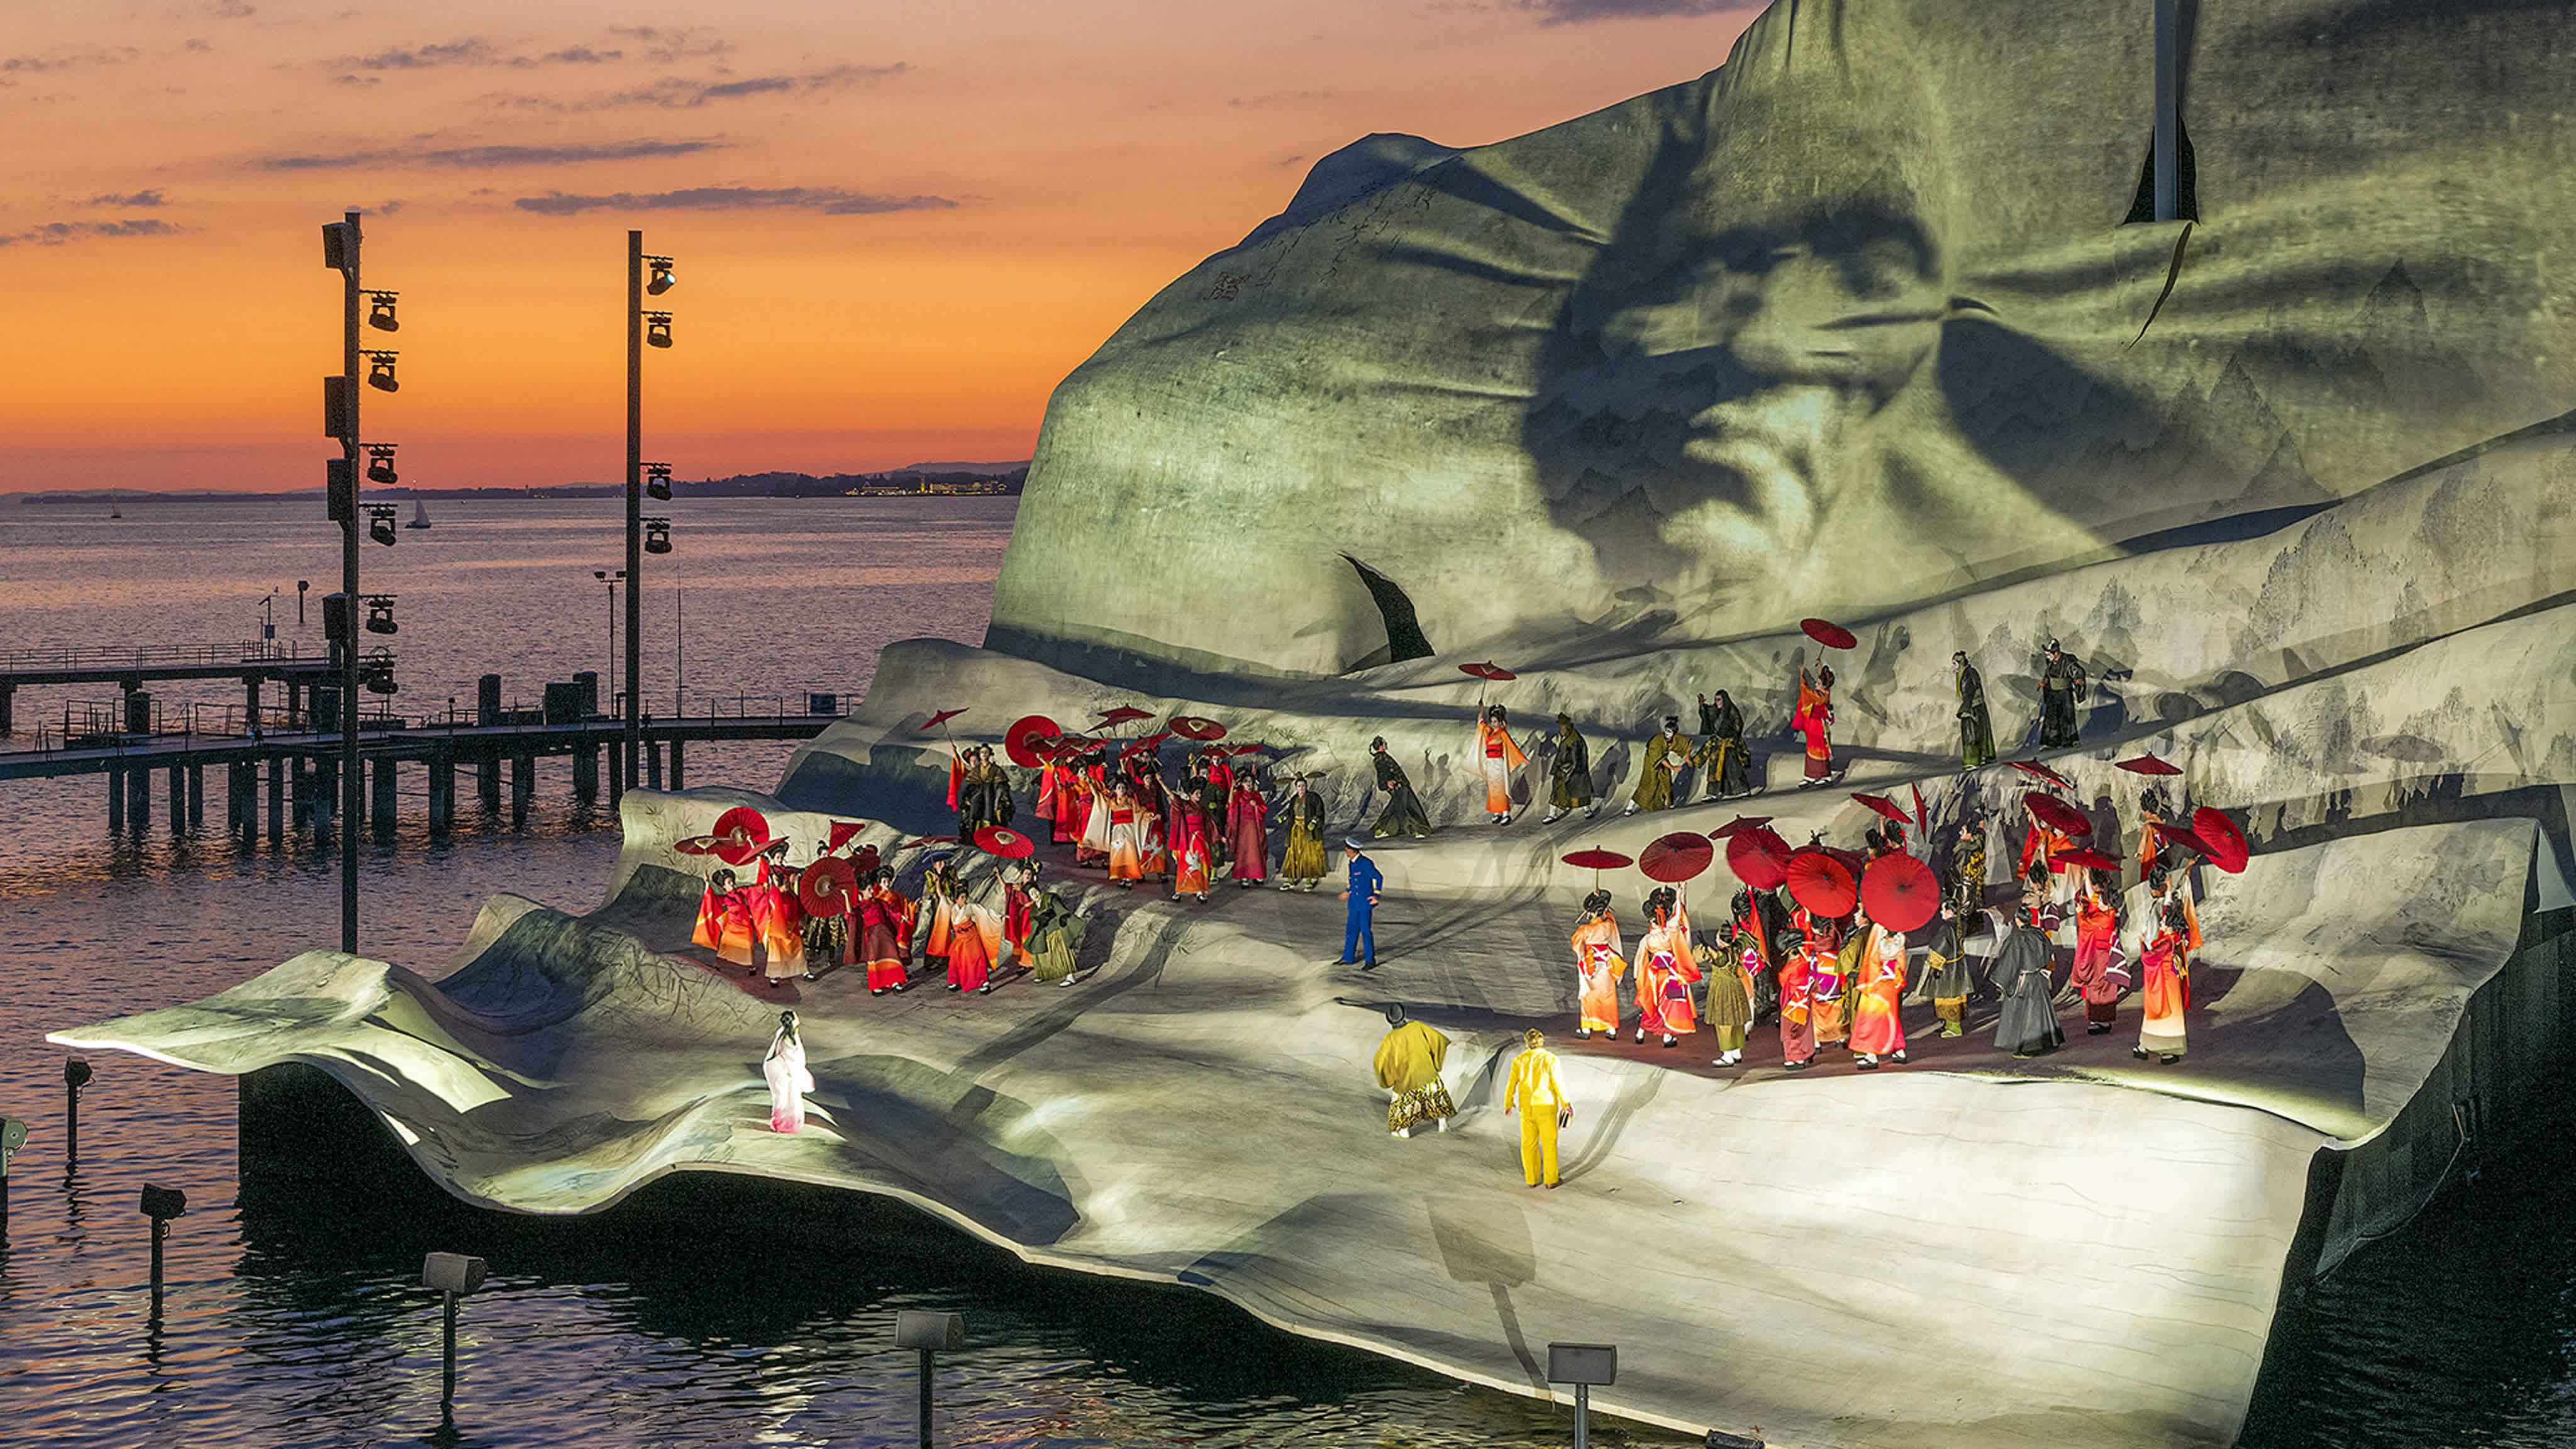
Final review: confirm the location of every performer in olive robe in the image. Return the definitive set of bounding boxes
[1024,886,1087,985]
[1955,651,1996,769]
[1697,919,1756,1066]
[1374,1003,1455,1137]
[1624,716,1687,814]
[1913,904,1974,1038]
[1696,689,1755,799]
[1542,713,1596,823]
[2036,638,2089,748]
[1368,737,1433,839]
[1992,863,2066,1056]
[1278,774,1330,889]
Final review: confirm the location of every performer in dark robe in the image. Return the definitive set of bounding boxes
[1197,752,1232,872]
[1696,689,1754,799]
[1024,886,1086,986]
[1368,737,1432,839]
[2036,638,2088,748]
[1911,904,1974,1038]
[1955,651,1996,769]
[1991,864,2065,1057]
[1541,713,1595,823]
[1624,716,1687,814]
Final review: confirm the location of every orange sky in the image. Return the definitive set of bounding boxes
[0,0,1758,492]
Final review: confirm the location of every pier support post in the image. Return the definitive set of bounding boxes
[127,764,150,833]
[314,758,335,849]
[108,767,125,833]
[428,755,455,839]
[509,754,534,824]
[573,744,599,802]
[187,764,203,830]
[0,682,13,734]
[646,738,663,790]
[267,756,284,845]
[370,756,397,838]
[476,754,501,814]
[167,765,184,835]
[670,738,686,791]
[227,762,250,838]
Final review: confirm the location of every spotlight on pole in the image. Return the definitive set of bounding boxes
[366,504,400,547]
[363,653,399,695]
[643,517,672,555]
[1547,1343,1619,1449]
[141,1183,187,1313]
[645,255,677,296]
[894,1311,964,1449]
[644,462,673,501]
[644,312,673,349]
[423,1252,489,1420]
[365,350,401,393]
[367,290,401,332]
[364,594,399,635]
[365,443,400,486]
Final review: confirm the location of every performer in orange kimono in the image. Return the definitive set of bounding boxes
[1474,704,1530,823]
[1226,772,1270,886]
[1797,906,1850,1048]
[693,867,757,968]
[1848,919,1910,1069]
[1570,890,1627,1039]
[2019,811,2080,905]
[2069,875,2128,1034]
[1633,887,1702,1047]
[1793,664,1837,787]
[2135,862,2194,1063]
[1171,799,1213,901]
[1105,780,1146,887]
[945,894,1002,994]
[858,867,913,994]
[1777,928,1818,1069]
[751,853,808,985]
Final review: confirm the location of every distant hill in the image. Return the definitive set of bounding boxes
[9,462,1032,504]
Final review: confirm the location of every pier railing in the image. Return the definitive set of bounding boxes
[1,640,321,673]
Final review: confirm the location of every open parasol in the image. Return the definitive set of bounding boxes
[1459,662,1516,681]
[1707,815,1774,840]
[709,806,772,866]
[1912,782,1929,835]
[798,856,858,918]
[825,819,865,854]
[1562,847,1633,888]
[2189,806,2250,873]
[2051,847,2122,873]
[1725,826,1793,890]
[1005,714,1064,768]
[2116,753,2183,776]
[1785,850,1858,916]
[2023,792,2094,838]
[1860,853,1940,931]
[1850,791,1912,826]
[918,708,967,732]
[2010,759,2072,789]
[1640,831,1714,884]
[1169,715,1227,742]
[974,825,1036,859]
[901,834,958,850]
[1801,618,1858,650]
[1095,706,1153,739]
[675,835,723,857]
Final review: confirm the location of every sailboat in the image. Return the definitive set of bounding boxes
[108,497,122,519]
[406,490,431,530]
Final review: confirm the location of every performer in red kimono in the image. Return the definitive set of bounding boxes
[1474,704,1530,823]
[1848,920,1909,1069]
[1633,887,1701,1047]
[693,867,757,968]
[2020,811,2080,905]
[2135,862,2192,1063]
[1172,799,1213,900]
[2069,875,2128,1034]
[1793,664,1837,786]
[1226,773,1270,886]
[1570,890,1626,1038]
[1777,931,1818,1069]
[1797,906,1850,1048]
[858,868,913,994]
[1105,780,1145,887]
[1003,866,1035,959]
[945,895,1001,994]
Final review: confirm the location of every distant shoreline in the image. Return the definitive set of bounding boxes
[9,464,1030,505]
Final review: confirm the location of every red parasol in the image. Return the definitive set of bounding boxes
[918,708,967,732]
[1168,715,1227,742]
[675,835,723,857]
[1801,618,1858,650]
[1850,791,1912,825]
[1005,714,1064,768]
[2051,847,2123,872]
[2023,792,2094,838]
[1640,831,1715,883]
[1726,827,1792,890]
[798,856,858,917]
[2189,806,2250,873]
[1911,783,1928,834]
[1219,741,1267,757]
[1860,853,1940,931]
[1563,846,1633,888]
[2011,759,2072,789]
[1131,730,1174,752]
[2156,824,2211,858]
[2116,754,2183,776]
[1824,845,1873,877]
[901,834,957,849]
[1096,706,1152,723]
[709,806,772,865]
[1459,662,1517,681]
[1785,851,1858,916]
[974,825,1036,859]
[1707,815,1774,840]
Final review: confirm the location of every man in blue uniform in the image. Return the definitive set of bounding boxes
[1339,836,1383,968]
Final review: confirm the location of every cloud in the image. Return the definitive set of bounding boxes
[516,46,620,67]
[1518,0,1760,20]
[0,218,184,247]
[209,0,255,17]
[352,38,499,70]
[2,47,140,74]
[257,137,729,170]
[606,25,731,63]
[513,186,959,216]
[86,189,167,207]
[589,62,906,109]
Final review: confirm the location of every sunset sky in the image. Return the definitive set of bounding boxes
[1,0,1759,492]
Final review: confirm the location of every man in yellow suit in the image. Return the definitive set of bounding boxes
[1372,1003,1454,1137]
[1504,1027,1572,1187]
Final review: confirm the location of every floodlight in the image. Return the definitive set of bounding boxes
[365,443,399,486]
[423,1252,487,1296]
[365,351,400,393]
[643,517,672,555]
[645,462,672,501]
[367,291,400,332]
[645,256,677,296]
[645,312,672,349]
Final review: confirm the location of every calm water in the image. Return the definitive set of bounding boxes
[0,496,2569,1447]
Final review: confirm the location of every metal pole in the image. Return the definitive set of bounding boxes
[341,208,362,955]
[625,230,643,791]
[442,1289,459,1405]
[2153,0,2179,222]
[1574,1382,1589,1449]
[917,1346,934,1449]
[149,1217,167,1312]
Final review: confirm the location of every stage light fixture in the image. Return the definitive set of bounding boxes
[367,291,401,332]
[644,313,673,349]
[365,351,401,393]
[366,503,400,547]
[645,256,677,296]
[364,595,398,635]
[365,443,399,486]
[645,462,673,501]
[643,517,672,555]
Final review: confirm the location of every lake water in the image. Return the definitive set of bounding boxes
[1,496,2570,1447]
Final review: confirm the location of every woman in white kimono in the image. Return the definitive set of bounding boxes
[763,1009,815,1133]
